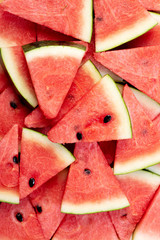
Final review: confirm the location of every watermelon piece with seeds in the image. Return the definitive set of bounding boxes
[48,74,132,143]
[1,0,93,42]
[20,128,75,199]
[114,84,160,174]
[29,169,68,239]
[94,0,157,52]
[0,197,45,240]
[52,212,119,240]
[61,142,129,214]
[109,170,160,240]
[1,46,38,108]
[94,46,160,103]
[139,0,160,11]
[133,186,160,240]
[24,41,86,119]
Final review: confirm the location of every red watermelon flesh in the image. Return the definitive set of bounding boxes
[1,0,93,42]
[0,86,30,139]
[0,7,36,47]
[0,124,19,188]
[0,64,10,93]
[94,46,160,103]
[61,142,129,214]
[114,84,160,174]
[99,140,116,165]
[139,0,160,11]
[52,212,119,240]
[133,186,160,240]
[29,169,68,239]
[0,197,45,240]
[109,170,160,240]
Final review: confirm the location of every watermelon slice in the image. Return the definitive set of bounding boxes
[20,128,75,199]
[99,140,116,165]
[61,142,129,214]
[94,0,157,52]
[133,186,160,240]
[0,197,45,240]
[117,83,160,121]
[1,0,93,42]
[48,75,132,143]
[94,46,160,103]
[30,169,68,239]
[1,46,38,108]
[52,212,119,240]
[23,41,86,119]
[0,86,30,139]
[114,85,160,174]
[0,64,10,93]
[0,6,36,47]
[139,0,160,11]
[109,170,160,240]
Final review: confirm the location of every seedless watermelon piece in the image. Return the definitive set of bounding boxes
[1,0,93,42]
[94,0,157,52]
[139,0,160,11]
[94,46,160,103]
[48,74,132,143]
[0,197,45,240]
[29,169,68,239]
[52,212,119,240]
[0,7,36,47]
[133,186,160,240]
[1,46,38,108]
[24,41,86,119]
[114,85,160,174]
[0,64,10,93]
[20,128,75,199]
[109,170,160,240]
[61,142,129,214]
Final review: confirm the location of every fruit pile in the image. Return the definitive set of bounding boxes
[0,0,160,239]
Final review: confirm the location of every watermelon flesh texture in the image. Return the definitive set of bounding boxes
[20,128,75,199]
[29,169,68,239]
[24,42,86,119]
[1,0,93,42]
[139,0,160,11]
[133,186,160,240]
[94,0,157,52]
[0,64,10,93]
[61,142,129,214]
[99,140,116,165]
[114,85,160,174]
[0,197,45,240]
[0,7,36,47]
[94,46,160,103]
[0,86,30,139]
[48,75,132,143]
[109,170,160,240]
[52,212,119,240]
[1,46,38,108]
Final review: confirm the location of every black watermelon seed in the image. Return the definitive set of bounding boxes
[76,132,82,140]
[36,205,42,213]
[29,178,35,188]
[10,101,17,109]
[103,115,112,123]
[13,156,19,164]
[96,17,103,21]
[16,213,23,222]
[121,213,127,218]
[84,168,91,175]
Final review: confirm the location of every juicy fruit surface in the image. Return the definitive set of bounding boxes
[139,0,160,11]
[61,142,129,214]
[0,64,10,93]
[52,212,119,240]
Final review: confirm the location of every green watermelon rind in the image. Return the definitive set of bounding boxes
[146,165,160,176]
[81,0,93,43]
[0,188,19,205]
[82,59,102,82]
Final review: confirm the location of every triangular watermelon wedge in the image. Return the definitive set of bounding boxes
[133,186,160,240]
[48,75,132,143]
[94,46,160,103]
[109,170,160,240]
[61,142,129,214]
[1,0,93,42]
[20,128,75,199]
[114,84,160,174]
[0,197,45,240]
[94,0,157,52]
[23,41,86,119]
[29,169,68,239]
[52,212,119,240]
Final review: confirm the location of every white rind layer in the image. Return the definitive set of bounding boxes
[81,0,93,42]
[82,60,101,83]
[133,231,159,240]
[0,187,19,204]
[61,196,129,214]
[147,165,160,175]
[96,15,157,52]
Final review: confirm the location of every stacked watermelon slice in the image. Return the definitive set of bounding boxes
[0,0,160,239]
